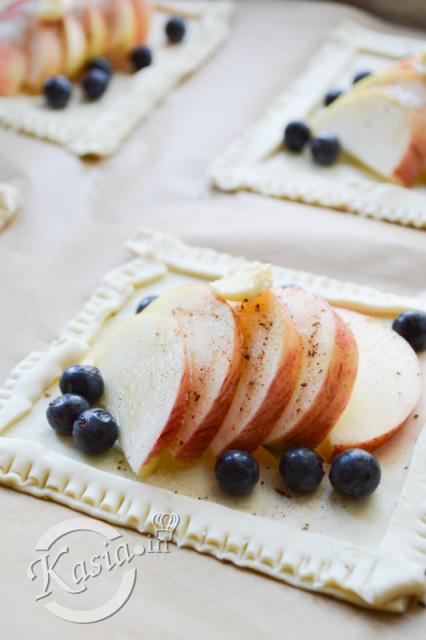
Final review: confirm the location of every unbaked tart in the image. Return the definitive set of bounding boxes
[0,228,425,613]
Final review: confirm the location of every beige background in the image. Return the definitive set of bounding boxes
[330,0,426,27]
[0,1,425,637]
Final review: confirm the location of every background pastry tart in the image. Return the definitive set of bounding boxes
[0,0,151,94]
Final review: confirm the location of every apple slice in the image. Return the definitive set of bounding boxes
[319,309,422,460]
[211,289,302,456]
[265,288,358,450]
[131,0,151,45]
[0,42,26,95]
[311,57,426,186]
[62,13,88,77]
[25,24,64,92]
[145,285,241,462]
[84,1,109,59]
[108,0,138,55]
[94,312,190,477]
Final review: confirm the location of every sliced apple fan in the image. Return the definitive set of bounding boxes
[94,283,420,475]
[0,0,151,95]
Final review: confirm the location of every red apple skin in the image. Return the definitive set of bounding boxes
[212,291,303,455]
[146,349,190,463]
[0,42,27,95]
[271,310,359,450]
[393,108,426,186]
[224,336,301,453]
[172,312,242,462]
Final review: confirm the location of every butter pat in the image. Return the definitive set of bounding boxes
[211,262,273,301]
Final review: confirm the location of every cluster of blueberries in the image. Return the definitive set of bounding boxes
[46,295,160,455]
[282,69,372,167]
[46,294,160,454]
[47,365,119,455]
[43,15,187,109]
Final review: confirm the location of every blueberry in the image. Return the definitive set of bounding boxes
[392,310,426,353]
[310,133,341,166]
[130,46,153,71]
[353,70,372,84]
[329,448,381,498]
[87,57,113,78]
[47,394,90,435]
[43,76,72,109]
[215,450,259,496]
[324,88,343,106]
[165,16,186,44]
[284,120,311,152]
[279,447,324,493]
[59,365,104,404]
[81,68,109,101]
[136,294,158,314]
[72,408,119,455]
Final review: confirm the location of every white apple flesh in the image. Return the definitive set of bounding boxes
[146,285,241,462]
[84,1,109,59]
[319,309,422,459]
[63,14,88,77]
[94,312,190,477]
[265,288,358,450]
[211,289,302,455]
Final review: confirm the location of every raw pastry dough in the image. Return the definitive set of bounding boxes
[210,22,426,229]
[0,228,425,612]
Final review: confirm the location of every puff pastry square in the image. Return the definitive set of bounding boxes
[0,0,234,156]
[210,22,426,229]
[1,228,425,612]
